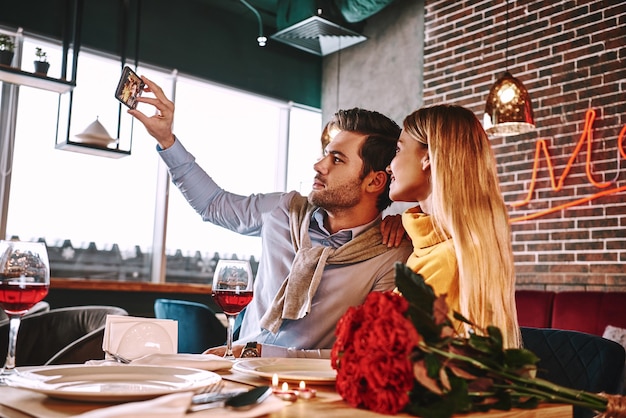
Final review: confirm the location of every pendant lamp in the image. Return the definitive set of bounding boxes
[483,0,535,137]
[74,117,117,148]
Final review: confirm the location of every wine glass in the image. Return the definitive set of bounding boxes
[211,259,253,359]
[0,240,50,383]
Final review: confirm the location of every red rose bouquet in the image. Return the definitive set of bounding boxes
[331,263,626,418]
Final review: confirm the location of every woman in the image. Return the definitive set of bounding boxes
[387,104,520,348]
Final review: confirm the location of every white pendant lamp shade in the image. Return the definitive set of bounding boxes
[483,71,535,136]
[74,118,116,147]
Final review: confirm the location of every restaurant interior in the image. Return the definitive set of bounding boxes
[0,0,625,417]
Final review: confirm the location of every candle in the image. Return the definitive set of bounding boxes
[272,379,298,402]
[296,380,317,399]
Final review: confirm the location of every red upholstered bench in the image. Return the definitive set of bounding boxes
[516,291,626,336]
[515,290,554,328]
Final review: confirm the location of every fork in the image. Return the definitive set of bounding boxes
[191,379,226,404]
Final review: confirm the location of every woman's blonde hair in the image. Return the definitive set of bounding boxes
[403,104,521,348]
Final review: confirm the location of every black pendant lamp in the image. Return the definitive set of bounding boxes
[483,0,535,137]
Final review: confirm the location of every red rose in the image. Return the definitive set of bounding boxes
[332,291,421,414]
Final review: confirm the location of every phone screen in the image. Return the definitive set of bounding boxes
[115,66,144,109]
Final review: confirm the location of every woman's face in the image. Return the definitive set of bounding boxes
[387,129,431,202]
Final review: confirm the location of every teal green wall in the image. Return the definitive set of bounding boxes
[0,0,322,108]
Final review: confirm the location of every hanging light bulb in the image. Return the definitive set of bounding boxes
[240,0,267,47]
[483,0,535,137]
[483,71,535,136]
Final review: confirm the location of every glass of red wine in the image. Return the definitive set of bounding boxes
[0,240,50,383]
[211,259,253,359]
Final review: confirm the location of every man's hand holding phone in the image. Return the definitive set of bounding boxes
[122,71,176,149]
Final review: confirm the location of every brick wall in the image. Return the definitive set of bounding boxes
[423,0,626,291]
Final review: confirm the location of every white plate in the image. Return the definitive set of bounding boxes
[232,358,336,384]
[6,365,221,402]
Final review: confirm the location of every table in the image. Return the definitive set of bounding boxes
[0,368,573,418]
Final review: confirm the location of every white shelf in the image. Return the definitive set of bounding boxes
[0,64,75,94]
[55,141,131,159]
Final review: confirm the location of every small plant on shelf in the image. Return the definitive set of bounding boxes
[35,47,47,62]
[0,35,15,67]
[34,47,50,76]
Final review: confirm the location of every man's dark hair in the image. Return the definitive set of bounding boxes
[329,108,401,211]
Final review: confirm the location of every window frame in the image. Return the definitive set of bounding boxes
[0,34,321,284]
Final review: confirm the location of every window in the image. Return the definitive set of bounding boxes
[2,37,321,284]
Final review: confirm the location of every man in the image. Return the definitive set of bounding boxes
[130,76,412,357]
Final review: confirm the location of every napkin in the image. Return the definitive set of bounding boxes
[86,353,233,371]
[73,391,286,418]
[103,315,177,360]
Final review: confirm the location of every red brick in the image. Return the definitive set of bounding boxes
[576,253,618,262]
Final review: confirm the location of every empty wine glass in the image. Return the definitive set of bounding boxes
[211,259,253,359]
[0,240,50,383]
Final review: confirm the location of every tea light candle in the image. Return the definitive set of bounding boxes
[296,380,317,399]
[272,380,298,402]
[272,373,279,388]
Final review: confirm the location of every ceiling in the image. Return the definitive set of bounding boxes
[190,0,395,56]
[192,0,280,32]
[192,0,396,34]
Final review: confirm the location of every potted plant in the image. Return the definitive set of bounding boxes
[0,35,15,67]
[34,47,50,75]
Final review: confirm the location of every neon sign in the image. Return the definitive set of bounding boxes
[509,109,626,223]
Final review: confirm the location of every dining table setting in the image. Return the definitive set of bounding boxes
[0,352,572,418]
[0,242,572,417]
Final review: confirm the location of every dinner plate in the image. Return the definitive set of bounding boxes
[6,365,221,402]
[232,358,336,384]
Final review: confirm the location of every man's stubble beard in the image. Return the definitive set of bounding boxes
[308,177,363,212]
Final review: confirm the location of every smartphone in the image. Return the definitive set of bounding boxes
[115,66,144,109]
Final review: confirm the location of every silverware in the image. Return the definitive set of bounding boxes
[189,385,272,412]
[191,379,225,403]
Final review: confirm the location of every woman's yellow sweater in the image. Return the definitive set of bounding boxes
[402,207,460,329]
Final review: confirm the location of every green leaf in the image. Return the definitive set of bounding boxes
[490,389,512,410]
[395,263,442,340]
[407,305,440,341]
[487,326,503,350]
[395,263,436,308]
[452,311,472,325]
[503,348,540,369]
[425,353,442,378]
[407,376,472,417]
[393,263,462,343]
[468,333,497,355]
